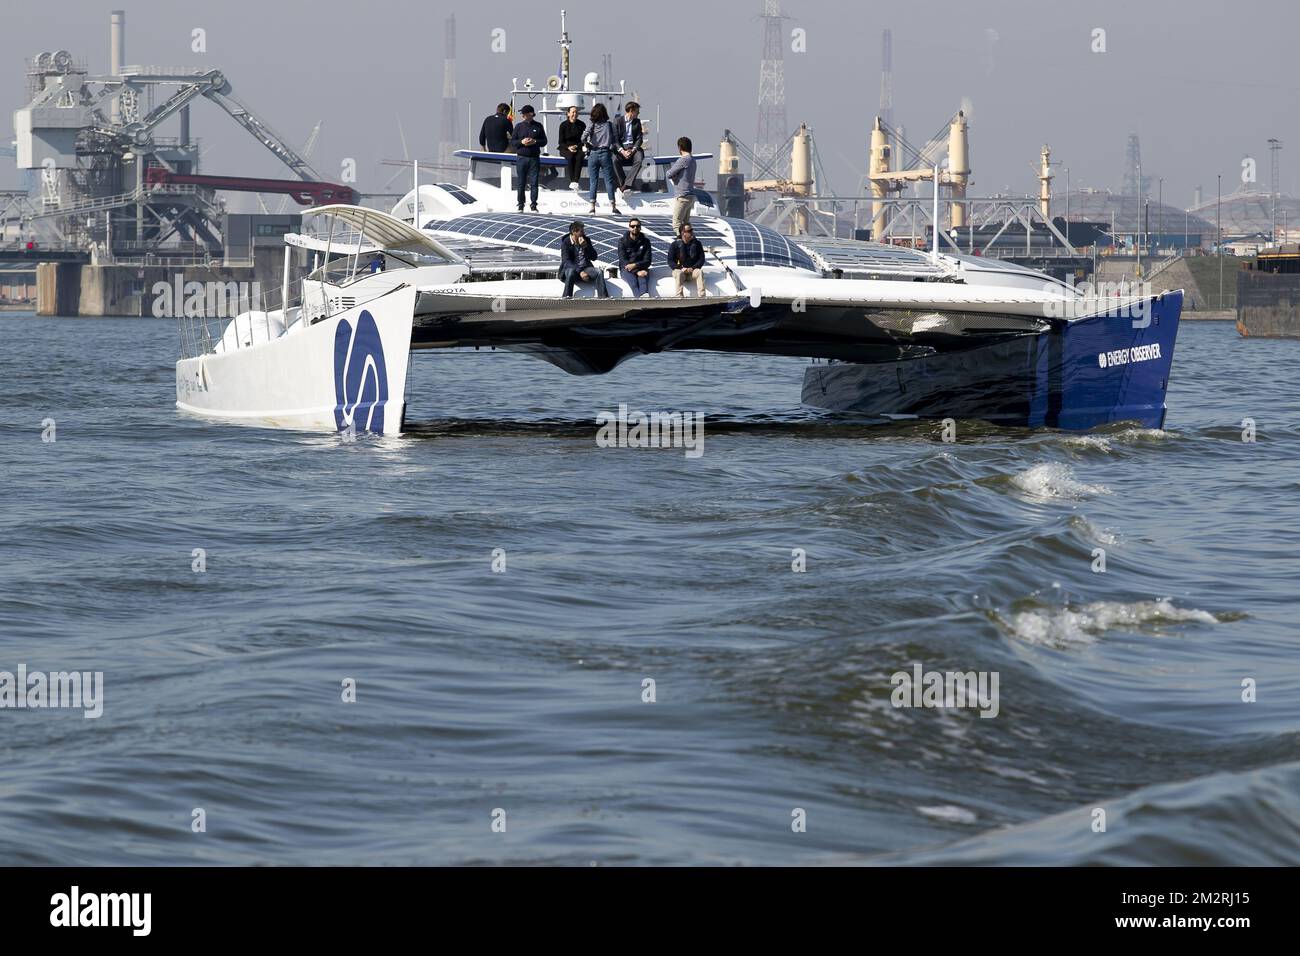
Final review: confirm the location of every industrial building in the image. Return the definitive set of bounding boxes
[2,11,353,315]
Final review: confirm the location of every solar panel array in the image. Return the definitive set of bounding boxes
[421,212,824,272]
[729,220,817,270]
[423,213,569,249]
[424,213,673,265]
[791,236,946,278]
[435,183,475,205]
[436,238,560,273]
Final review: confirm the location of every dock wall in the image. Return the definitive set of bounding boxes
[1237,271,1300,338]
[33,249,289,317]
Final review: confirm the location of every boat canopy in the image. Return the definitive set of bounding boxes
[300,204,466,263]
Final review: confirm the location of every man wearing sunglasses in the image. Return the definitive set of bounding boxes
[618,218,654,298]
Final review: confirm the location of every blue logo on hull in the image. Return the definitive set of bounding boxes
[333,309,389,433]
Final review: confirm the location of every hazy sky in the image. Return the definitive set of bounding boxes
[5,0,1297,211]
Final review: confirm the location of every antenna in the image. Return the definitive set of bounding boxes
[879,30,893,130]
[559,9,570,91]
[413,159,419,228]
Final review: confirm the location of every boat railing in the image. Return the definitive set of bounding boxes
[176,281,304,360]
[177,271,412,360]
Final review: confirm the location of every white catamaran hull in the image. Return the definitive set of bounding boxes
[176,285,416,435]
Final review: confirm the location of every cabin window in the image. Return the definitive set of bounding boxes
[471,159,504,185]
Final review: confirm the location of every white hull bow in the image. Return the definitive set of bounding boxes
[175,285,416,436]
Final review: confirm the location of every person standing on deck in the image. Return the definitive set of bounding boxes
[509,105,547,212]
[582,104,620,215]
[479,103,514,153]
[613,102,645,198]
[665,137,697,235]
[558,105,586,187]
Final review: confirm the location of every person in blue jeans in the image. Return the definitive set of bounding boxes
[618,218,653,297]
[582,103,620,214]
[509,105,547,212]
[559,221,610,298]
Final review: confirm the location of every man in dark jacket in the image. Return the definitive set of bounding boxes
[478,103,513,152]
[668,224,707,297]
[612,102,645,196]
[618,218,653,297]
[560,221,609,298]
[509,105,548,212]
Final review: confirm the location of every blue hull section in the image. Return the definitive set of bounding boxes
[800,291,1182,430]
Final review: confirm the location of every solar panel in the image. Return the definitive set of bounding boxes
[727,220,817,270]
[633,216,727,245]
[423,213,567,249]
[792,236,945,278]
[435,183,475,205]
[435,238,559,272]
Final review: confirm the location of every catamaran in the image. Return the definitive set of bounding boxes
[175,14,1181,436]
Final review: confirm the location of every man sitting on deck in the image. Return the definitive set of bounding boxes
[613,102,645,197]
[668,224,707,297]
[618,218,653,298]
[560,221,610,298]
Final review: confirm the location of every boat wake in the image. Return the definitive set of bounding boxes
[1009,462,1109,500]
[990,596,1226,648]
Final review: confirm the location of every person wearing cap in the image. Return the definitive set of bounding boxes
[559,221,609,298]
[509,105,548,212]
[668,223,707,297]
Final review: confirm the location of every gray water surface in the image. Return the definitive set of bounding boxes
[1,316,1297,864]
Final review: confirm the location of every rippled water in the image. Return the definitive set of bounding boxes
[1,315,1297,865]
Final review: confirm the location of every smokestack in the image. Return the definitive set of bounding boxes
[110,10,125,74]
[110,10,125,124]
[870,117,891,242]
[718,135,738,175]
[948,111,969,228]
[790,123,813,235]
